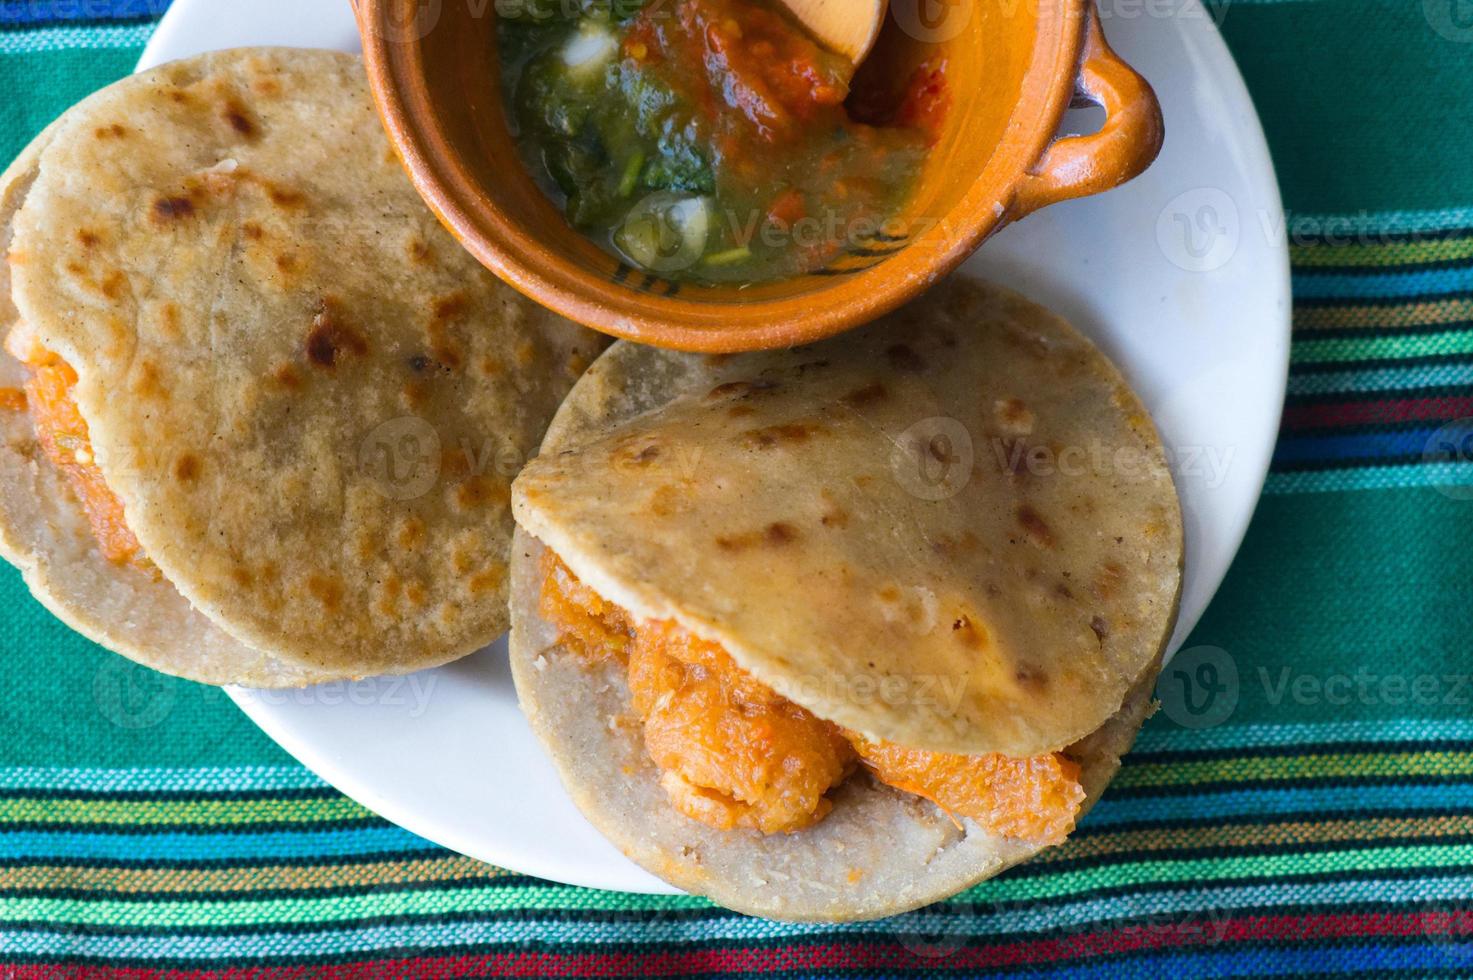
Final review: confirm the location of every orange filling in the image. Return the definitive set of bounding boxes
[6,328,148,569]
[540,551,1084,844]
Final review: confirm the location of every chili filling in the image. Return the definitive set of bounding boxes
[539,551,1085,843]
[5,325,149,570]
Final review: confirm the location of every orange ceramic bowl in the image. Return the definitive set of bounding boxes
[357,0,1163,352]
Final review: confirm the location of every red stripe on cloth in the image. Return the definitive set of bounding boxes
[9,910,1473,978]
[1282,395,1473,429]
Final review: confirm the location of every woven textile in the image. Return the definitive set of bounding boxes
[3,0,1473,975]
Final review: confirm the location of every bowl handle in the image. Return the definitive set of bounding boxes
[1009,5,1164,219]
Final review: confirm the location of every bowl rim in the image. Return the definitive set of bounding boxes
[359,0,1089,352]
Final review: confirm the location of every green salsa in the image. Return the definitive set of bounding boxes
[497,0,945,283]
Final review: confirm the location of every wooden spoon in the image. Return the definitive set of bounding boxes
[779,0,889,68]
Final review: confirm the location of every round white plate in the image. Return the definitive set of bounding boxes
[140,0,1289,894]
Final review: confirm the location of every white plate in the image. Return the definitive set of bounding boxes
[140,0,1289,894]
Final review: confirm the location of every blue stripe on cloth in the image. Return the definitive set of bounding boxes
[0,766,327,793]
[1292,265,1473,302]
[0,0,168,27]
[1085,782,1473,827]
[0,826,432,862]
[1272,428,1441,466]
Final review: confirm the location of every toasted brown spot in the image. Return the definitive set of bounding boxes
[468,565,506,595]
[405,581,428,607]
[158,304,182,340]
[1014,664,1049,690]
[76,229,101,249]
[741,422,822,449]
[885,343,925,372]
[152,196,195,222]
[0,388,27,412]
[769,522,799,544]
[997,397,1032,427]
[306,298,368,368]
[819,490,849,528]
[242,221,264,241]
[456,475,508,509]
[716,521,800,551]
[479,356,504,377]
[274,253,299,274]
[727,404,756,418]
[223,101,256,137]
[407,238,434,264]
[306,574,344,611]
[132,360,164,399]
[1017,504,1055,548]
[92,123,127,139]
[99,270,127,301]
[930,530,979,556]
[268,186,306,208]
[169,90,190,104]
[398,516,426,551]
[703,378,779,402]
[820,507,849,528]
[1089,615,1109,643]
[230,567,253,588]
[842,381,888,408]
[952,614,988,649]
[432,293,469,322]
[273,363,303,390]
[515,341,536,368]
[253,77,282,97]
[173,453,201,483]
[648,484,681,517]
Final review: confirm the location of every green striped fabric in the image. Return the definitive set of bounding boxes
[3,0,1473,976]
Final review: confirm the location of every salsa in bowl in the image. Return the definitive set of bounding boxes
[498,0,945,283]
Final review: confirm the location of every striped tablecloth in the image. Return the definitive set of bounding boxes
[3,0,1473,975]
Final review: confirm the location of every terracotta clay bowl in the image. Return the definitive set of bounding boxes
[357,0,1163,352]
